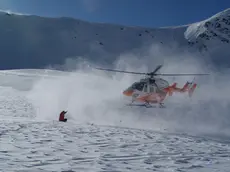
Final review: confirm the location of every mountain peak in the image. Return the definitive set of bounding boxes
[184,8,230,55]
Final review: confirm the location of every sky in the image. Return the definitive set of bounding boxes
[0,0,229,28]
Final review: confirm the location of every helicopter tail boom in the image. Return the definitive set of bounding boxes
[165,81,197,97]
[181,81,197,97]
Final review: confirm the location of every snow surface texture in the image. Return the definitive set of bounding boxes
[0,8,230,69]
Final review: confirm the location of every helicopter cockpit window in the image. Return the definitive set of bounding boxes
[131,82,145,91]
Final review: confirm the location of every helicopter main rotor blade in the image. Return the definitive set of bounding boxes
[95,65,164,76]
[95,67,147,75]
[95,67,210,76]
[150,65,163,75]
[157,73,209,76]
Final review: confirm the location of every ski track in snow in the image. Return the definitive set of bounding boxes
[0,70,230,172]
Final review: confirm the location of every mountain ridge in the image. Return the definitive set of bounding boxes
[0,8,229,70]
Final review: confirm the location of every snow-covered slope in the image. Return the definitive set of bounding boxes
[185,9,230,45]
[185,8,230,65]
[0,9,230,70]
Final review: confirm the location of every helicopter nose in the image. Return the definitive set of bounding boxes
[123,89,133,96]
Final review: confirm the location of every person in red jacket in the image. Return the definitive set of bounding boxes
[59,110,67,122]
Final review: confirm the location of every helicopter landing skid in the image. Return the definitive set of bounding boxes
[127,102,166,108]
[159,103,166,108]
[126,103,156,108]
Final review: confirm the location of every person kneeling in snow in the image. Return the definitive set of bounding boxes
[59,110,67,122]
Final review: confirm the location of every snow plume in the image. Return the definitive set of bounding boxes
[26,43,230,139]
[0,9,29,16]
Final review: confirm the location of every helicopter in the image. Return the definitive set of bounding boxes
[95,65,209,108]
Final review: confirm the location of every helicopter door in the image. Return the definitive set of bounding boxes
[143,84,153,93]
[149,85,155,93]
[143,84,148,93]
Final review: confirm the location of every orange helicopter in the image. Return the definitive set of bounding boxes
[95,65,209,108]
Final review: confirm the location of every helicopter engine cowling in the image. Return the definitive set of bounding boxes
[164,83,177,96]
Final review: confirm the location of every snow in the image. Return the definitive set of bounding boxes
[0,64,229,171]
[0,8,230,172]
[2,120,230,171]
[184,21,206,41]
